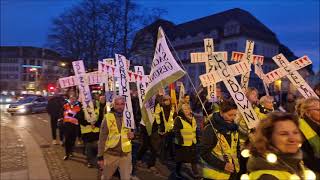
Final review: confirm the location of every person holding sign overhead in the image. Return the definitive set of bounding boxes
[97,96,135,180]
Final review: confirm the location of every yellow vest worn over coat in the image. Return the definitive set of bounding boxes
[104,113,132,153]
[176,116,197,146]
[80,107,100,134]
[155,104,174,133]
[202,131,240,180]
[299,118,320,158]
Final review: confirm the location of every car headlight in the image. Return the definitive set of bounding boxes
[17,105,26,109]
[5,98,12,102]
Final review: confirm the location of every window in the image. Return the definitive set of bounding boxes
[30,59,35,65]
[210,29,218,39]
[254,45,258,54]
[224,42,238,52]
[22,74,27,81]
[224,21,240,36]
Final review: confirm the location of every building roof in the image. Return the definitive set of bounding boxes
[131,8,280,50]
[175,8,279,43]
[0,46,62,60]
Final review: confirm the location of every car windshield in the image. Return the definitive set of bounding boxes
[18,97,36,103]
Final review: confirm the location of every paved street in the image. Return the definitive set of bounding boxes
[0,104,196,180]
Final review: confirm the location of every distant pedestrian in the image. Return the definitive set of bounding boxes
[97,96,135,180]
[62,95,81,160]
[47,94,65,145]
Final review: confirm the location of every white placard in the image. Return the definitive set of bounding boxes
[115,54,135,129]
[272,54,318,98]
[205,53,259,129]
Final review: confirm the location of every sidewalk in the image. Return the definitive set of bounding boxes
[0,122,192,180]
[0,125,51,180]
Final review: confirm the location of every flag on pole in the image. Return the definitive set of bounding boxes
[169,83,178,111]
[141,27,186,135]
[178,82,185,110]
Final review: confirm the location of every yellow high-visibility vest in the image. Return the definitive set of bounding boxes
[299,118,320,158]
[161,106,175,132]
[177,116,197,146]
[202,131,239,180]
[104,113,132,153]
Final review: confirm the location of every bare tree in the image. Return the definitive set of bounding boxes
[47,0,166,69]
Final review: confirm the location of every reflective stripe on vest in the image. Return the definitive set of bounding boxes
[202,131,239,179]
[80,125,100,134]
[299,118,320,158]
[104,113,132,153]
[63,104,80,125]
[95,107,99,121]
[249,170,294,180]
[161,106,174,132]
[154,104,161,124]
[178,117,197,146]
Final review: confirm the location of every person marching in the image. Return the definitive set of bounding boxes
[200,99,240,180]
[255,95,275,120]
[154,95,177,162]
[47,94,65,145]
[173,104,200,179]
[97,96,134,180]
[245,112,316,180]
[62,95,81,160]
[295,97,320,179]
[78,95,105,168]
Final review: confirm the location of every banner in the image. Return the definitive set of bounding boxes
[115,54,135,129]
[141,27,186,135]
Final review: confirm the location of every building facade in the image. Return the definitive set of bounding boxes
[129,8,314,96]
[0,46,71,95]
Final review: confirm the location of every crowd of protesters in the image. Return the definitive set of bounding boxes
[46,82,320,180]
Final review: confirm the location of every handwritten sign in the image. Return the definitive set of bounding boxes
[272,54,318,98]
[200,51,259,129]
[115,54,135,129]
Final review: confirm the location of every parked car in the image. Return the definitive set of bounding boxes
[7,95,48,115]
[0,94,16,104]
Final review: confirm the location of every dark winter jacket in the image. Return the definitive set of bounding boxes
[47,95,65,118]
[200,113,239,171]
